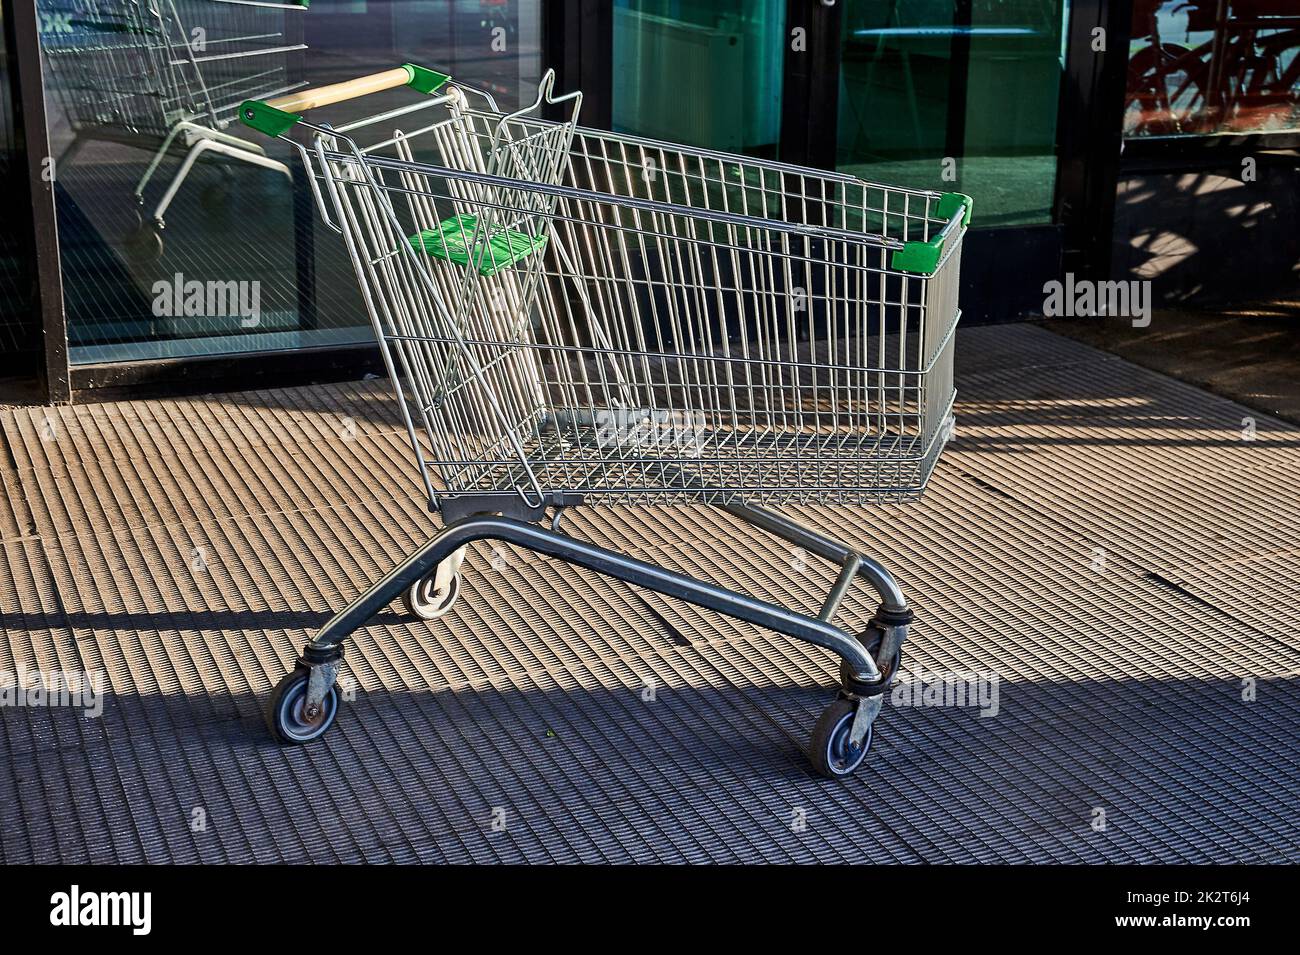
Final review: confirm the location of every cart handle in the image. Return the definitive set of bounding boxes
[239,64,450,138]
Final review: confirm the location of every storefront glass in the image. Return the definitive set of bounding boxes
[611,0,785,157]
[35,0,541,364]
[836,0,1070,227]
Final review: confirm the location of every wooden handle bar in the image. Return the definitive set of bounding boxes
[266,67,418,113]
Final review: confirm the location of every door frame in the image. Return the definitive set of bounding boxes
[5,0,70,402]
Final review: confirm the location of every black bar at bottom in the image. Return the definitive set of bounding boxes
[4,863,1284,937]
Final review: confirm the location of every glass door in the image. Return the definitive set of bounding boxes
[611,0,785,157]
[608,1,1072,225]
[837,0,1071,227]
[34,0,544,365]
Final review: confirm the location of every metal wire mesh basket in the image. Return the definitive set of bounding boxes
[239,66,971,778]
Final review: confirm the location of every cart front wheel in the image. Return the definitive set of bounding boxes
[809,698,872,778]
[267,667,338,744]
[401,570,461,620]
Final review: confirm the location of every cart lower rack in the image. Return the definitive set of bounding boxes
[240,65,968,778]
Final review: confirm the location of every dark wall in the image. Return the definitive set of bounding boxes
[0,0,42,375]
[1111,151,1300,307]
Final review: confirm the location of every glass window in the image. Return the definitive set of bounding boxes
[837,0,1070,227]
[1125,0,1300,137]
[612,0,785,157]
[35,0,541,365]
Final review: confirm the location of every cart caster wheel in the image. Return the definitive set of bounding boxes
[809,698,873,779]
[401,570,461,620]
[266,667,338,744]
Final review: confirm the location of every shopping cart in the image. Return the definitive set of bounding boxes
[239,65,969,778]
[41,0,308,258]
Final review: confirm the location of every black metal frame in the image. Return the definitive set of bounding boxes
[275,499,916,773]
[5,0,70,402]
[1056,0,1134,279]
[69,341,385,401]
[541,0,611,129]
[297,503,908,692]
[779,0,841,168]
[1122,131,1300,163]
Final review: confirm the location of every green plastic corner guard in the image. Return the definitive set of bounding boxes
[403,63,450,95]
[890,192,974,276]
[239,99,299,138]
[938,191,974,227]
[409,214,548,277]
[238,63,451,138]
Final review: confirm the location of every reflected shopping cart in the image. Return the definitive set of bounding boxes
[42,0,308,258]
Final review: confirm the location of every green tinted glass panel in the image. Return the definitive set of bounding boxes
[837,0,1069,226]
[612,0,785,157]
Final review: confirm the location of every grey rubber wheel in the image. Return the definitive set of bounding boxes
[401,571,461,621]
[809,698,872,779]
[266,667,338,744]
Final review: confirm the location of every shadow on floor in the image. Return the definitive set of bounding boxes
[1043,302,1300,425]
[2,637,1297,864]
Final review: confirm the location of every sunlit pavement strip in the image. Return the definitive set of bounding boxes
[1,324,1297,863]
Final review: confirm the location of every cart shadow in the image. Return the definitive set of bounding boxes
[0,608,409,634]
[6,671,1297,862]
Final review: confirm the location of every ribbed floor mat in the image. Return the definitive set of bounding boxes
[2,325,1297,863]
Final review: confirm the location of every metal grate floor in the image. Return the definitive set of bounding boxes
[2,324,1298,863]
